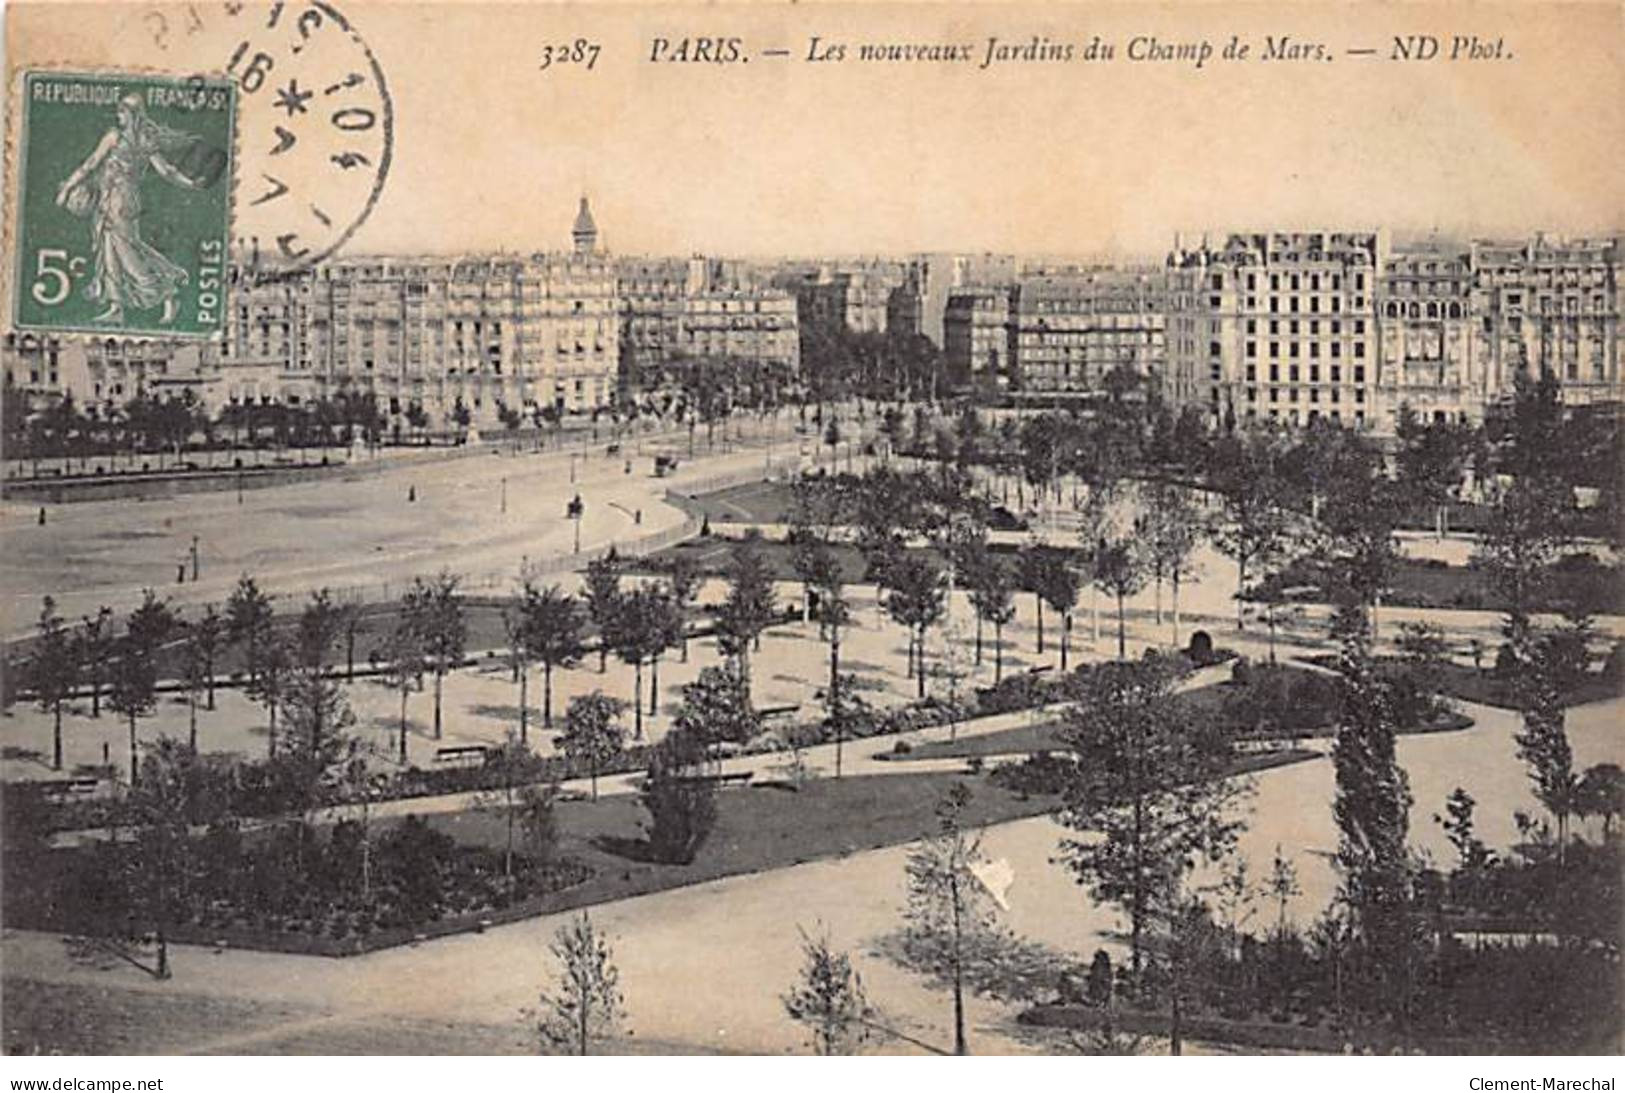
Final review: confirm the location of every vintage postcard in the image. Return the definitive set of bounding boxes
[0,0,1621,1067]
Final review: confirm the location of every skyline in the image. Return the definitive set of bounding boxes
[6,2,1622,264]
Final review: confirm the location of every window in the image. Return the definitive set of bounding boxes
[1331,365,1342,383]
[1354,365,1366,383]
[1289,365,1300,382]
[1354,343,1366,359]
[1270,341,1279,358]
[1246,341,1257,358]
[1331,343,1342,359]
[1269,364,1280,382]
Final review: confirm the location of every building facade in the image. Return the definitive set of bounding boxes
[1008,270,1166,394]
[1166,231,1384,429]
[942,287,1013,388]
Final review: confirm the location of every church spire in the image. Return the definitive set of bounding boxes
[572,195,598,254]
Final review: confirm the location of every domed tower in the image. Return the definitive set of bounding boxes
[572,195,598,254]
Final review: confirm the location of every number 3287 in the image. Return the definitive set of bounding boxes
[540,39,601,71]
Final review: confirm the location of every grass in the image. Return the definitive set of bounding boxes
[426,771,1056,914]
[1298,655,1625,711]
[1255,555,1625,615]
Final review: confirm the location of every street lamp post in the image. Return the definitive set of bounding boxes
[500,476,507,515]
[190,535,200,582]
[567,494,584,553]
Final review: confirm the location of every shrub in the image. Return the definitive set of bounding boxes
[639,731,717,865]
[1187,629,1215,663]
[989,751,1077,796]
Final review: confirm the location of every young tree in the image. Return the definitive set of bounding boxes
[665,553,701,662]
[118,737,205,980]
[1057,658,1251,981]
[503,606,536,744]
[179,623,210,752]
[556,691,627,800]
[277,660,361,823]
[1475,480,1571,661]
[381,617,426,763]
[402,571,465,740]
[75,606,115,718]
[295,588,343,671]
[1142,482,1203,647]
[1209,435,1291,631]
[30,596,77,771]
[782,926,875,1056]
[583,549,624,673]
[969,558,1016,685]
[107,633,159,787]
[1514,637,1579,862]
[1319,449,1405,640]
[225,574,274,690]
[1329,599,1418,1029]
[536,912,626,1056]
[884,553,945,699]
[520,583,586,733]
[190,603,223,709]
[1394,407,1473,539]
[1093,536,1147,661]
[1037,550,1081,672]
[900,783,1019,1056]
[643,587,687,721]
[716,532,776,710]
[1018,540,1050,654]
[640,726,717,864]
[672,664,760,753]
[246,634,295,758]
[479,733,555,880]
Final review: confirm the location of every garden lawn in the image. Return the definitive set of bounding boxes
[427,771,1056,913]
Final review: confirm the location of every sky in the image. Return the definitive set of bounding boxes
[6,1,1624,260]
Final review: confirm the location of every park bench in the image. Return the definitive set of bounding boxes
[40,777,100,800]
[757,703,799,722]
[433,745,488,768]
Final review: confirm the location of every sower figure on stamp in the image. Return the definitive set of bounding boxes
[54,93,203,325]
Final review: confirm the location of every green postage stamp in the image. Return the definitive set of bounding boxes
[11,71,235,338]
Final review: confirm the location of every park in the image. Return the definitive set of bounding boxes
[2,377,1623,1055]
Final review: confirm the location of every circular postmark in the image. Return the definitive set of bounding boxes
[204,0,392,274]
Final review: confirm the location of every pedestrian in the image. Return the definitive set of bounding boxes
[635,508,642,525]
[177,562,186,584]
[408,484,416,502]
[37,507,46,526]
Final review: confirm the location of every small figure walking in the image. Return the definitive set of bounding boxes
[634,508,642,526]
[177,562,187,584]
[408,484,416,503]
[37,507,46,526]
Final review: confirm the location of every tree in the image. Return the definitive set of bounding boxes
[1575,763,1624,840]
[276,660,362,825]
[30,596,76,771]
[246,634,294,758]
[556,691,626,800]
[1036,549,1081,672]
[608,587,676,740]
[519,583,586,733]
[884,553,945,699]
[1209,434,1292,631]
[179,623,210,752]
[1329,598,1418,1030]
[75,606,115,718]
[1319,446,1405,639]
[1394,407,1474,539]
[583,549,623,673]
[716,532,776,710]
[1475,480,1571,660]
[640,727,717,864]
[783,926,875,1055]
[107,632,159,786]
[900,783,1027,1056]
[1142,482,1203,647]
[1093,536,1147,661]
[1057,658,1251,981]
[295,588,343,671]
[672,664,760,752]
[536,912,626,1056]
[665,554,701,662]
[225,574,274,691]
[969,558,1016,685]
[1514,638,1578,861]
[402,571,465,740]
[118,737,204,980]
[503,606,536,745]
[479,734,555,880]
[1018,541,1051,654]
[381,617,426,763]
[190,604,223,709]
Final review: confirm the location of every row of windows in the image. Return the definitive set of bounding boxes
[1243,341,1366,360]
[1245,364,1367,384]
